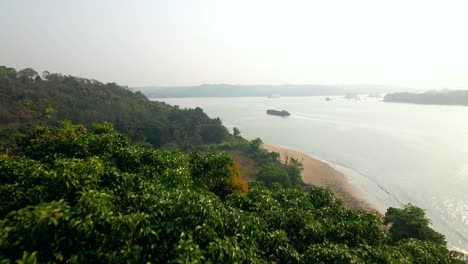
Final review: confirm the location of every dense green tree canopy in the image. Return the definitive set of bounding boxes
[384,204,446,245]
[0,66,229,147]
[255,163,293,188]
[0,122,460,263]
[17,68,38,81]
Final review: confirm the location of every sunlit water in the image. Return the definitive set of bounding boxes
[155,96,468,251]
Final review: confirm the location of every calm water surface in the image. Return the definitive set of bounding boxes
[156,96,468,251]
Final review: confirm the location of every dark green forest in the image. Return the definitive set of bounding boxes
[0,66,228,147]
[0,66,465,263]
[384,90,468,106]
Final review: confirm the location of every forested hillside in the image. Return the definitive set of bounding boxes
[384,90,468,106]
[0,66,465,263]
[0,122,463,263]
[0,66,228,147]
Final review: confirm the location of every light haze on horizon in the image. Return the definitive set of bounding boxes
[1,0,467,89]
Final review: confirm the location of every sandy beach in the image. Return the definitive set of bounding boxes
[262,144,379,212]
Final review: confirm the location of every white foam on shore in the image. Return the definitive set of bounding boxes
[265,142,393,213]
[303,153,394,213]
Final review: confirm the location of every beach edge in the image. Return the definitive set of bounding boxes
[262,143,380,212]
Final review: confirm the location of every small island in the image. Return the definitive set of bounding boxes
[267,109,291,116]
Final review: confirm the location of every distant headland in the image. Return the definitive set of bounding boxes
[137,84,408,98]
[384,89,468,106]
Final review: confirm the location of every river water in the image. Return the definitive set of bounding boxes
[156,96,468,251]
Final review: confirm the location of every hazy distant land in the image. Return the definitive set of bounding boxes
[384,90,468,106]
[137,84,409,98]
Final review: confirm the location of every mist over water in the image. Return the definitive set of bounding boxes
[157,96,468,251]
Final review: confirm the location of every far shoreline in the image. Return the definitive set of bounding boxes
[261,143,380,212]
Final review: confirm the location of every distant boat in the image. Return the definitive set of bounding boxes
[367,93,381,98]
[345,93,360,100]
[267,109,290,116]
[268,93,281,98]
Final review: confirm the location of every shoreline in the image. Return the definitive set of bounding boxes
[262,143,379,212]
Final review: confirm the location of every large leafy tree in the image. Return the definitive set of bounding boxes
[255,163,292,188]
[384,204,446,246]
[232,127,241,137]
[0,66,16,79]
[17,67,38,81]
[254,159,303,188]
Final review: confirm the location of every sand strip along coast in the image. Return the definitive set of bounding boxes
[262,143,379,212]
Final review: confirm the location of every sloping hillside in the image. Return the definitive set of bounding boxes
[0,66,228,147]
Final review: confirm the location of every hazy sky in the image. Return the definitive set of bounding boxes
[1,0,467,88]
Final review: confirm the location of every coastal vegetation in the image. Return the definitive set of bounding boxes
[0,66,229,148]
[0,66,464,262]
[384,90,468,106]
[0,122,462,263]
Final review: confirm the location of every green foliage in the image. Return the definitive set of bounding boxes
[232,127,241,137]
[0,66,229,147]
[16,68,38,81]
[250,138,263,151]
[189,152,247,198]
[0,123,459,263]
[254,160,304,188]
[384,204,447,245]
[303,242,363,263]
[285,157,303,186]
[0,66,17,80]
[193,136,281,171]
[255,163,292,188]
[396,239,452,263]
